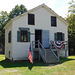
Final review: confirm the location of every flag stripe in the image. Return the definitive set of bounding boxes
[28,44,33,64]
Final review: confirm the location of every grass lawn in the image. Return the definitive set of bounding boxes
[0,55,75,75]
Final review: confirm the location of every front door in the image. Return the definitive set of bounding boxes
[35,30,42,48]
[42,30,49,48]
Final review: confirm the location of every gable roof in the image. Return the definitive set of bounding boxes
[4,4,69,29]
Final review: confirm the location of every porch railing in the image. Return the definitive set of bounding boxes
[32,40,47,60]
[50,40,68,58]
[38,40,47,61]
[50,40,68,50]
[32,40,60,61]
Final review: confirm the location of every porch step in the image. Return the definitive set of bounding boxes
[46,60,59,63]
[33,48,39,51]
[39,48,59,63]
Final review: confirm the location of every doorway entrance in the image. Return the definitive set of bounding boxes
[35,30,42,48]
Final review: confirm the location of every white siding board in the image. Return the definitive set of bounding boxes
[5,23,12,60]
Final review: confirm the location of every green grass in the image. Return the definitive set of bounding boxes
[0,55,75,75]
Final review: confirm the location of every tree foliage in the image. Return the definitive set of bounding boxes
[66,14,75,55]
[0,11,9,46]
[66,0,75,55]
[68,0,75,13]
[9,4,27,20]
[0,4,27,46]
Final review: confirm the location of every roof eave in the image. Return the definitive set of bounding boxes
[4,3,69,28]
[4,20,12,29]
[43,4,69,26]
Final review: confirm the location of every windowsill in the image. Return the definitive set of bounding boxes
[17,42,30,43]
[8,42,11,43]
[21,41,30,42]
[51,26,57,27]
[28,24,35,25]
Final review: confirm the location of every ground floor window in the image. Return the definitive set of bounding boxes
[8,31,11,43]
[54,32,64,41]
[21,30,28,42]
[57,32,62,41]
[17,29,30,42]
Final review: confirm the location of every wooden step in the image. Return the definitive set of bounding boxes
[33,48,59,63]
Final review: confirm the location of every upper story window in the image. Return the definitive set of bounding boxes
[28,14,35,25]
[51,16,57,27]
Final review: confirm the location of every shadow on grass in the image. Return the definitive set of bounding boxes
[0,60,47,70]
[59,57,75,64]
[0,57,75,70]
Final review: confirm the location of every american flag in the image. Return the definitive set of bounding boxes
[28,44,33,64]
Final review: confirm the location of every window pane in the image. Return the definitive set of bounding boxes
[51,16,57,26]
[21,31,28,42]
[8,31,11,43]
[28,14,35,25]
[57,32,62,41]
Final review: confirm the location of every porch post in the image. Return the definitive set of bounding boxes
[31,41,34,61]
[65,41,68,58]
[57,50,59,60]
[65,50,67,58]
[45,49,46,60]
[38,40,40,61]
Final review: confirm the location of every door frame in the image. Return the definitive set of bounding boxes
[35,29,42,48]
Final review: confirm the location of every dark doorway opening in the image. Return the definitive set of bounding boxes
[35,30,42,48]
[34,51,39,60]
[54,51,58,56]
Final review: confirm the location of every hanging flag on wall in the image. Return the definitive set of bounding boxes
[28,44,33,64]
[52,41,64,49]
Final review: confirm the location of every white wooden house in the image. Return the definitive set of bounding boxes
[4,4,69,63]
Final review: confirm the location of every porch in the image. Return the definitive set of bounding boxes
[31,40,68,63]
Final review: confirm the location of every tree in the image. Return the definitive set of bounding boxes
[9,4,27,20]
[20,4,27,14]
[66,14,75,55]
[68,0,75,14]
[66,0,75,55]
[0,4,27,46]
[0,11,9,46]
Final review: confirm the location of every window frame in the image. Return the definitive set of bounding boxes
[17,28,30,42]
[8,31,11,43]
[54,32,65,41]
[51,16,57,27]
[57,32,62,41]
[28,13,35,25]
[21,30,28,42]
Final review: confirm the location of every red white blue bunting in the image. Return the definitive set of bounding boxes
[52,41,64,49]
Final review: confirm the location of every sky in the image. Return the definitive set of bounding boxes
[0,0,74,18]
